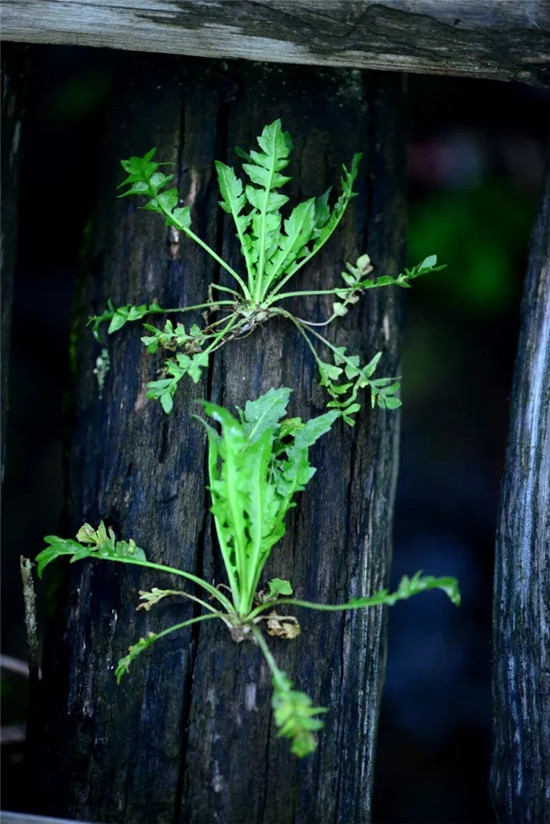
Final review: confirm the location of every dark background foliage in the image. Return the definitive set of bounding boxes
[1,45,547,822]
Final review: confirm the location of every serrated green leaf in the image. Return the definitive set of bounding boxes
[169,206,191,229]
[378,394,401,409]
[75,522,98,544]
[36,522,146,578]
[157,188,178,212]
[143,198,166,216]
[241,387,292,442]
[362,351,382,379]
[344,572,461,609]
[266,578,293,599]
[216,162,245,215]
[271,675,328,757]
[127,304,148,321]
[255,119,293,163]
[160,389,174,414]
[116,634,158,683]
[188,351,209,383]
[391,572,461,606]
[119,180,149,197]
[36,537,87,577]
[313,188,331,230]
[263,199,316,286]
[340,404,361,425]
[108,311,129,334]
[141,335,159,353]
[294,410,339,448]
[318,361,343,383]
[245,185,288,213]
[146,378,174,390]
[243,162,291,190]
[147,378,176,413]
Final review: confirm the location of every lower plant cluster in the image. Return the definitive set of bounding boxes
[37,388,460,757]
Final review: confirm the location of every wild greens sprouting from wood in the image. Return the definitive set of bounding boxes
[37,388,460,757]
[89,120,444,423]
[36,121,456,759]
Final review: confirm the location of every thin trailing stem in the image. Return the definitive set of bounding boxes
[97,556,236,614]
[115,612,223,682]
[250,622,287,690]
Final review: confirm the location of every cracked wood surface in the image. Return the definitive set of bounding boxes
[38,55,406,823]
[2,1,549,86]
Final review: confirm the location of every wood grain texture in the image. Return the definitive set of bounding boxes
[37,54,406,823]
[2,0,549,86]
[491,162,550,823]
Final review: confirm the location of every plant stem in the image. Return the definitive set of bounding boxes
[209,283,241,297]
[183,226,252,300]
[85,555,235,613]
[174,301,236,313]
[268,287,348,303]
[153,612,225,640]
[149,302,235,315]
[250,623,287,691]
[147,180,251,301]
[273,308,322,364]
[292,315,335,328]
[201,312,241,355]
[305,324,370,372]
[247,595,385,622]
[153,589,225,616]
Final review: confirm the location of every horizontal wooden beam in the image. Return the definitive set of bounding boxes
[0,812,98,824]
[2,1,549,86]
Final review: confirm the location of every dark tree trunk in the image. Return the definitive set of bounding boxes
[39,54,406,823]
[491,162,550,823]
[1,43,28,484]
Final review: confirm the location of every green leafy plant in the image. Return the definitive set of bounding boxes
[89,120,444,423]
[37,388,460,757]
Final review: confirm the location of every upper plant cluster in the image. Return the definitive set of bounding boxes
[90,119,443,422]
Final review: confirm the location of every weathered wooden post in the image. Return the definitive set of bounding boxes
[1,43,27,484]
[37,54,404,823]
[2,3,549,823]
[491,164,550,823]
